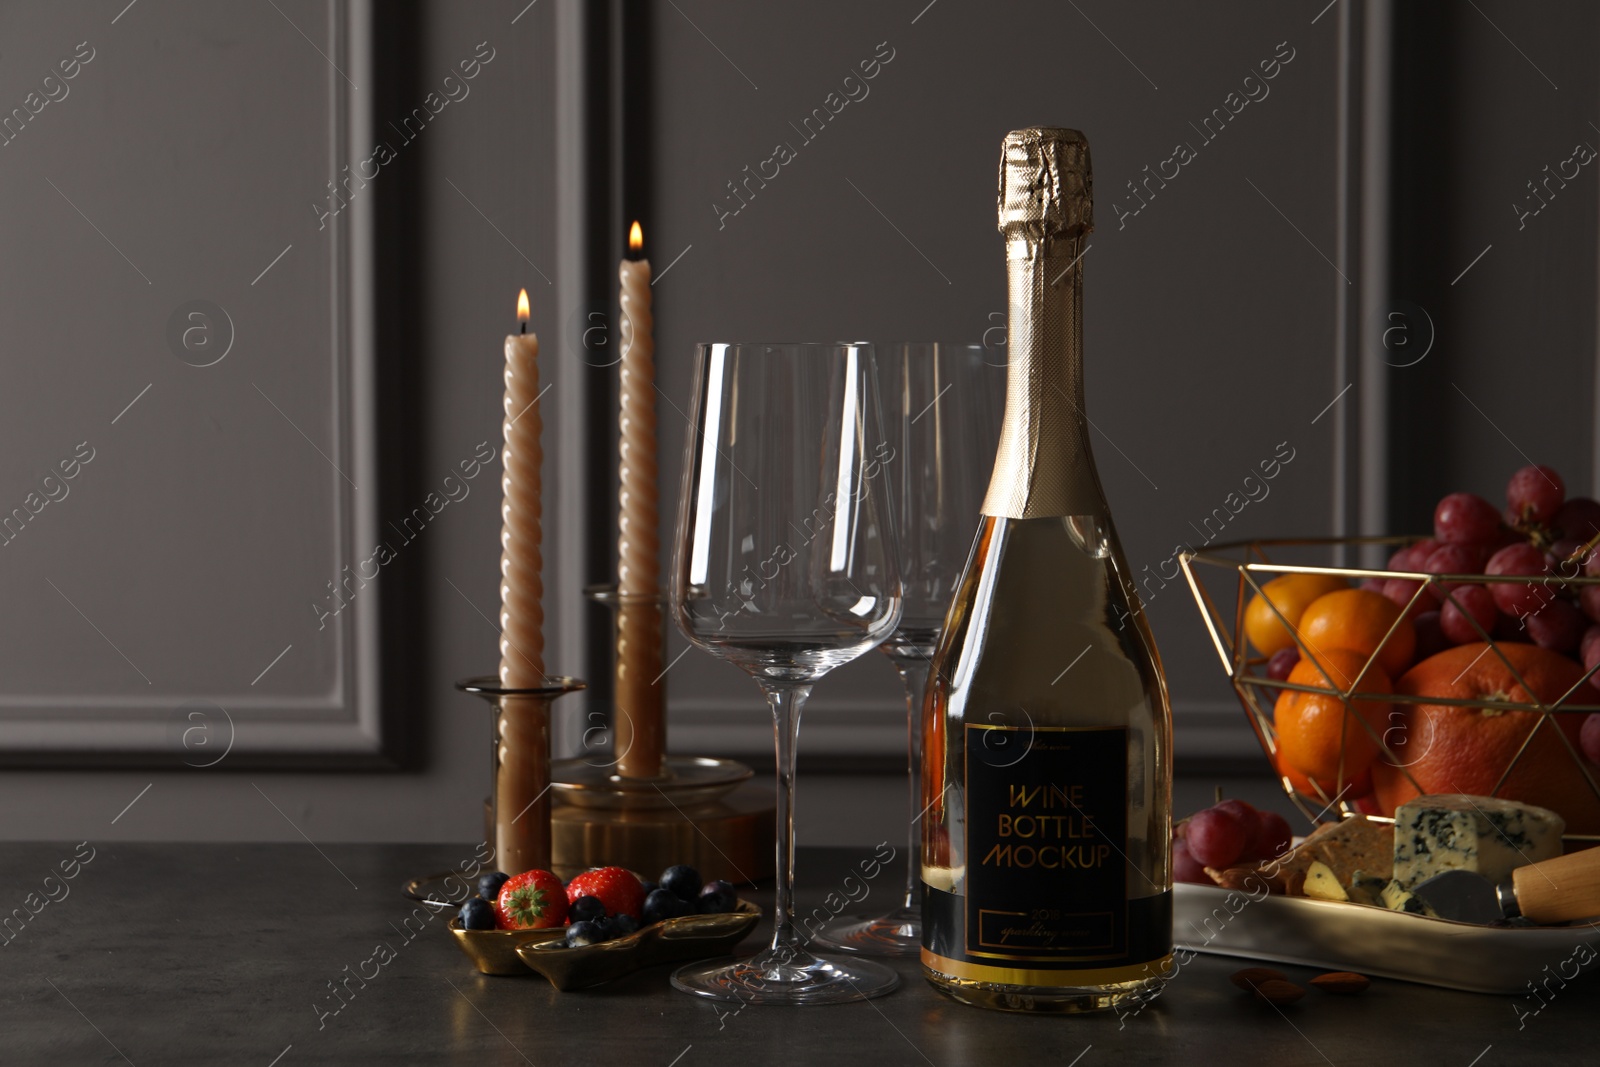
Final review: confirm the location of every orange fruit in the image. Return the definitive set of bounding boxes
[1244,573,1350,656]
[1371,642,1600,833]
[1274,748,1373,803]
[1273,648,1392,783]
[1296,588,1416,678]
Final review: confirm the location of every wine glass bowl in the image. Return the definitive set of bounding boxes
[669,342,904,1004]
[672,343,900,680]
[816,342,1005,957]
[885,342,1008,643]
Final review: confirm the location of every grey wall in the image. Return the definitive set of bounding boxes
[0,0,562,841]
[1387,0,1599,521]
[0,10,340,711]
[653,0,1341,761]
[1,0,1595,843]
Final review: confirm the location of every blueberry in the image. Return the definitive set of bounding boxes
[477,871,510,902]
[698,879,737,914]
[639,881,659,897]
[459,897,496,930]
[568,894,607,923]
[565,919,606,947]
[660,864,702,902]
[643,887,692,925]
[610,914,640,937]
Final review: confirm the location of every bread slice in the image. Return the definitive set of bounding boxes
[1273,815,1393,889]
[1204,815,1393,896]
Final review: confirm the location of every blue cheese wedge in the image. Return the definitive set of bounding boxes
[1381,878,1435,916]
[1392,794,1564,889]
[1347,871,1387,907]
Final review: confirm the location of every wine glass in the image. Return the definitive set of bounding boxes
[816,342,1005,956]
[669,342,904,1005]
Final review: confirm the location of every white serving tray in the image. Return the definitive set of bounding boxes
[1174,882,1600,994]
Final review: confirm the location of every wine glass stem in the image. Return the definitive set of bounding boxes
[894,658,931,913]
[763,681,812,957]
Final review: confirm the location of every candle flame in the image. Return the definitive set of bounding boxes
[516,288,530,321]
[628,221,643,253]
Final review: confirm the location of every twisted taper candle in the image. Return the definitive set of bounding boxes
[495,325,549,872]
[616,251,664,779]
[500,331,544,687]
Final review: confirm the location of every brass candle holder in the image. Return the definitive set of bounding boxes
[458,675,586,875]
[548,587,775,884]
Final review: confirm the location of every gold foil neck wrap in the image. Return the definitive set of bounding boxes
[997,127,1092,241]
[982,127,1101,520]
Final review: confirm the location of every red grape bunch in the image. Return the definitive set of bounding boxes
[1363,463,1600,766]
[1174,798,1294,884]
[1370,465,1600,661]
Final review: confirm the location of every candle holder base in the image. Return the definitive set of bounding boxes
[554,586,773,882]
[550,774,775,885]
[457,675,587,877]
[550,754,750,809]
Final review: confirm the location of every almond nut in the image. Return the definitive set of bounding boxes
[1309,971,1370,994]
[1208,866,1274,894]
[1205,865,1246,889]
[1253,979,1306,1006]
[1229,966,1288,991]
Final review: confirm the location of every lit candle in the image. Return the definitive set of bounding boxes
[500,288,544,687]
[616,222,664,779]
[496,288,549,873]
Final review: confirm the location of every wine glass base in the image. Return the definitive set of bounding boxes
[812,908,921,958]
[671,948,900,1005]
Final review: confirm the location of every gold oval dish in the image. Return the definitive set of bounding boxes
[515,901,761,991]
[448,919,567,976]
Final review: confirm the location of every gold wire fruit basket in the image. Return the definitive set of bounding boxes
[1178,536,1600,841]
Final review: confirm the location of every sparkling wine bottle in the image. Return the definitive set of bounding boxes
[919,127,1173,1014]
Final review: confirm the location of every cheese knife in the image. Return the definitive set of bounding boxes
[1411,846,1600,925]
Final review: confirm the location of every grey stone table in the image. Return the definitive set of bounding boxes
[1,842,1592,1065]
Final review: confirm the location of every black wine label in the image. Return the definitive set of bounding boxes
[920,723,1171,983]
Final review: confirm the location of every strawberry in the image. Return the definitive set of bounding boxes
[565,866,645,920]
[494,869,568,930]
